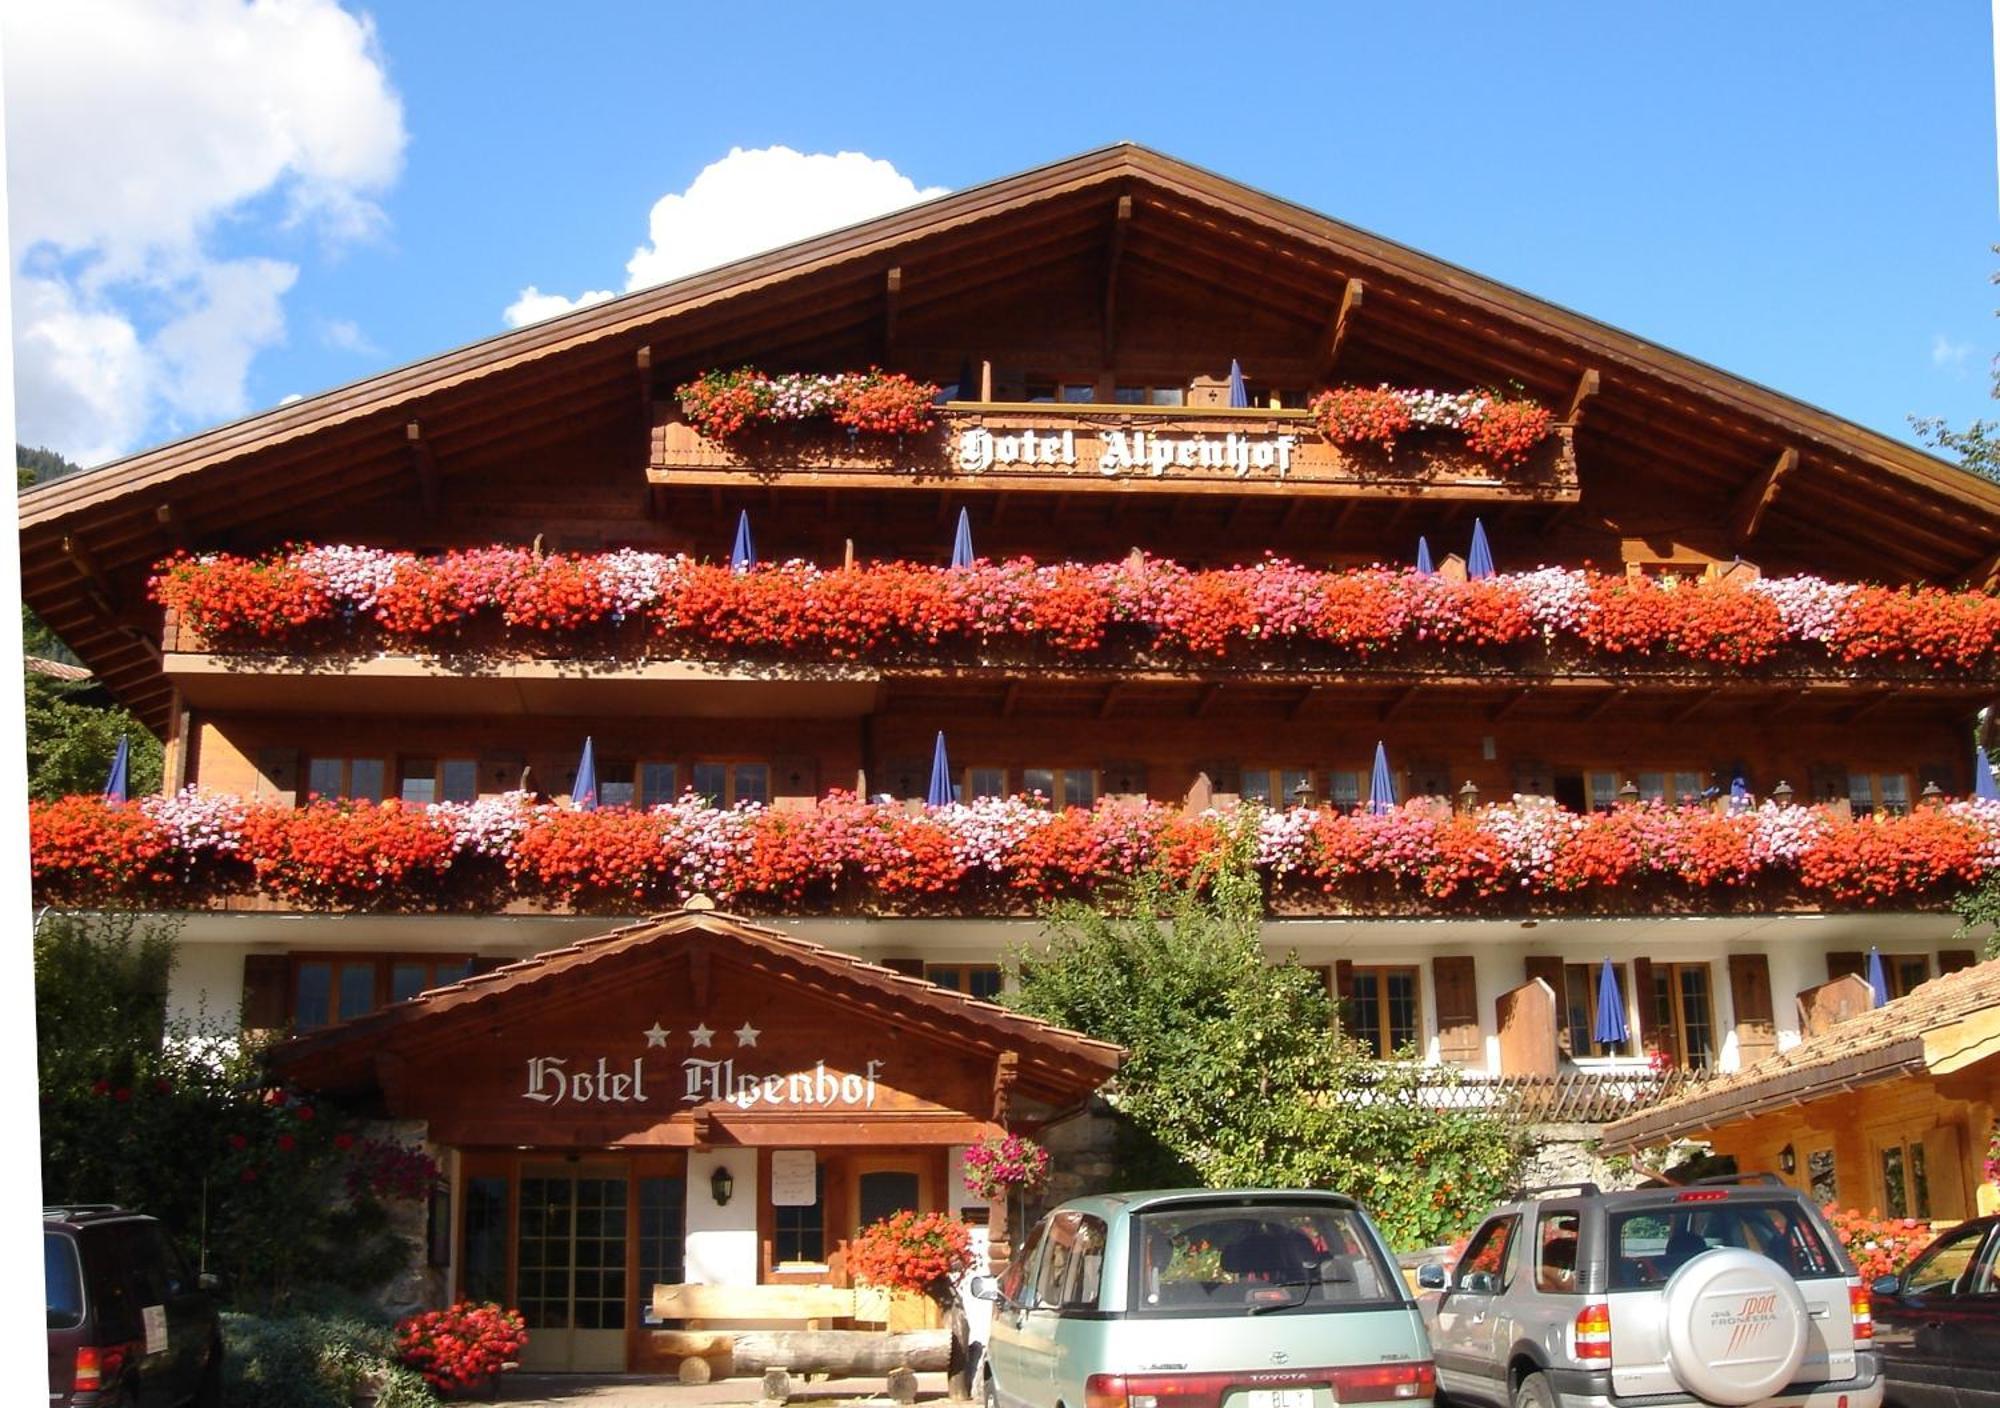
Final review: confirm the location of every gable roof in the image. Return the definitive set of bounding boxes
[23,143,2000,732]
[266,905,1123,1105]
[1601,958,2000,1152]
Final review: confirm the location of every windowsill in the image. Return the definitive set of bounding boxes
[775,1262,829,1275]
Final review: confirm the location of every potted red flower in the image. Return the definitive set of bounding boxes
[394,1301,528,1397]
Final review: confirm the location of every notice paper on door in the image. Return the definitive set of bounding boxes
[771,1149,816,1206]
[143,1304,168,1356]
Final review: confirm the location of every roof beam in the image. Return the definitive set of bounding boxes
[1192,682,1222,717]
[1566,368,1601,424]
[1958,546,2000,593]
[153,501,186,549]
[1288,684,1324,721]
[883,266,902,358]
[1581,688,1627,722]
[1102,194,1131,368]
[60,534,117,614]
[1380,684,1423,722]
[1320,278,1365,375]
[1097,683,1122,719]
[1489,688,1532,722]
[404,421,441,518]
[1730,446,1798,550]
[1668,688,1721,724]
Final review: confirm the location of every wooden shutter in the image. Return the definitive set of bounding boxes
[773,754,819,806]
[1512,759,1553,800]
[880,959,925,978]
[1807,763,1848,808]
[479,751,527,797]
[881,758,926,802]
[1632,956,1658,1052]
[468,956,509,977]
[1332,959,1357,1034]
[1921,1125,1969,1220]
[1826,951,1865,981]
[253,747,299,806]
[1102,760,1147,798]
[1433,956,1480,1064]
[240,955,290,1034]
[1727,954,1777,1066]
[1939,950,1979,975]
[1523,956,1568,1056]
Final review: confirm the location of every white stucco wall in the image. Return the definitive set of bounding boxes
[684,1147,758,1286]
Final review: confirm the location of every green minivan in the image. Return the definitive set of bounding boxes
[972,1189,1435,1408]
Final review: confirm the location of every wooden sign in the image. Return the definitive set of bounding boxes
[649,406,1580,501]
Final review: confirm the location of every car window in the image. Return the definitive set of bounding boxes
[45,1232,84,1330]
[1000,1216,1049,1305]
[1903,1222,1989,1297]
[1536,1211,1581,1294]
[1064,1216,1107,1310]
[1609,1201,1839,1289]
[1456,1216,1519,1292]
[1128,1201,1398,1314]
[1037,1213,1079,1309]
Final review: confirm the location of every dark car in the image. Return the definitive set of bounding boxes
[1871,1212,2000,1408]
[45,1206,223,1407]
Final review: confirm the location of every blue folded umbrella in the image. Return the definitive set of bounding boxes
[1415,537,1434,575]
[1468,519,1496,579]
[1977,743,2000,801]
[950,507,974,568]
[926,731,954,807]
[1368,741,1396,816]
[730,510,755,573]
[1592,960,1630,1046]
[102,735,130,803]
[1865,948,1889,1008]
[1226,359,1249,409]
[571,736,598,812]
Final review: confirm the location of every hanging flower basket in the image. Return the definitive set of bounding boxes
[963,1133,1051,1202]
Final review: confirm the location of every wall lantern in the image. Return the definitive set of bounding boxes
[1778,1144,1797,1176]
[1617,779,1640,807]
[710,1165,735,1207]
[1771,780,1795,807]
[1457,780,1480,815]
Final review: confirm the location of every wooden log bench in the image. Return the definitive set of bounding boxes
[648,1283,961,1401]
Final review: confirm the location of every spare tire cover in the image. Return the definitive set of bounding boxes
[1660,1247,1810,1406]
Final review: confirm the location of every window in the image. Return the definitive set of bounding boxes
[44,1232,83,1330]
[1637,771,1705,805]
[637,1176,687,1325]
[1562,963,1633,1058]
[399,757,478,805]
[1879,1137,1932,1219]
[1326,770,1362,814]
[858,1170,920,1228]
[598,759,637,810]
[1064,1215,1108,1309]
[1849,772,1912,818]
[1807,1148,1837,1205]
[639,762,680,807]
[1241,767,1312,808]
[1609,1202,1836,1289]
[1586,772,1622,813]
[927,964,1003,1000]
[1649,962,1717,1069]
[1455,1215,1519,1292]
[692,762,769,808]
[1881,954,1932,999]
[1130,1202,1397,1311]
[307,756,385,802]
[999,1215,1049,1305]
[964,767,1007,801]
[1114,384,1186,407]
[773,1163,826,1266]
[1535,1211,1581,1294]
[1020,767,1094,808]
[1348,966,1420,1058]
[1900,1221,1988,1297]
[294,954,474,1032]
[462,1176,509,1304]
[1024,379,1058,403]
[1059,384,1095,404]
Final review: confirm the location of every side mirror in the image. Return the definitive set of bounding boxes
[1872,1275,1901,1299]
[1417,1263,1447,1291]
[967,1274,1000,1303]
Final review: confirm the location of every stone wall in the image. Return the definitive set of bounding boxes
[369,1118,446,1319]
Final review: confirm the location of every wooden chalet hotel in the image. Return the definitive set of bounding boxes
[24,145,2000,1368]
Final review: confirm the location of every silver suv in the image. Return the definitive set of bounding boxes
[1417,1178,1881,1408]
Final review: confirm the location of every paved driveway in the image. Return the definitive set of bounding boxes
[492,1370,957,1406]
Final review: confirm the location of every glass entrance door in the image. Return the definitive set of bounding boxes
[517,1163,628,1371]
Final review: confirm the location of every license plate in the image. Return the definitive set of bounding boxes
[1246,1391,1312,1408]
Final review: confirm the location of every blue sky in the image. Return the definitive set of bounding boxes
[9,1,1998,464]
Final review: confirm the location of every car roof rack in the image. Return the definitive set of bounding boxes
[1514,1182,1601,1199]
[1688,1172,1786,1187]
[43,1204,131,1222]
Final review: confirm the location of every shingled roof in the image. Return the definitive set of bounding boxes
[1602,958,2000,1152]
[266,904,1123,1103]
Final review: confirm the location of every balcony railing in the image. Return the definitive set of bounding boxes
[150,549,2000,688]
[30,789,1997,917]
[1392,1067,1713,1124]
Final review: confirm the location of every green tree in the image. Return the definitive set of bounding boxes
[1911,247,2000,483]
[25,670,163,800]
[1005,831,1521,1249]
[36,913,419,1309]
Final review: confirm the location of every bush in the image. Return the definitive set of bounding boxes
[222,1309,437,1407]
[1006,833,1522,1250]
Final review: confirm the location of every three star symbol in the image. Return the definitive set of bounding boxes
[641,1020,759,1048]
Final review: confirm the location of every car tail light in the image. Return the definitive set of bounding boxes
[1849,1279,1872,1346]
[1084,1365,1435,1408]
[72,1345,102,1392]
[1674,1190,1729,1202]
[1575,1302,1613,1361]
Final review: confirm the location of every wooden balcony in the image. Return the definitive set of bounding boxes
[648,403,1580,502]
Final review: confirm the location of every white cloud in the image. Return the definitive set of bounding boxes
[1932,334,1977,371]
[504,146,947,326]
[320,317,380,357]
[503,284,616,330]
[4,0,407,463]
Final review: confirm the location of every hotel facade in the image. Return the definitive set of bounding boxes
[22,146,2000,1371]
